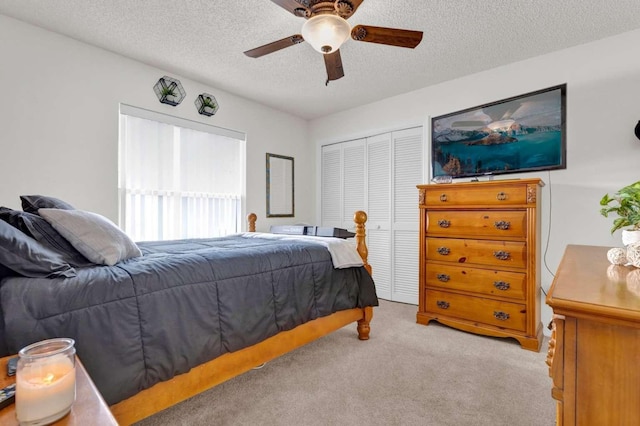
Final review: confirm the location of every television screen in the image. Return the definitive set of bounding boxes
[431,84,566,179]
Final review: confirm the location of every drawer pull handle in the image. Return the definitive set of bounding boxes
[436,300,450,309]
[494,311,510,321]
[496,192,507,201]
[493,281,511,291]
[437,247,451,256]
[494,221,511,230]
[438,219,451,228]
[493,250,511,260]
[437,273,450,282]
[439,193,448,202]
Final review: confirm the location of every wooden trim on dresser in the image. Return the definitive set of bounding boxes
[547,315,565,425]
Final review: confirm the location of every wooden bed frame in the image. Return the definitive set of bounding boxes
[110,211,374,425]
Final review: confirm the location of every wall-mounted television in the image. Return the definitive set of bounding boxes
[431,84,566,180]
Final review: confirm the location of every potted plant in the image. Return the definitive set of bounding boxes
[195,93,219,116]
[153,76,185,106]
[600,180,640,245]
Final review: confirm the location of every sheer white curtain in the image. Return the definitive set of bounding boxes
[119,107,244,241]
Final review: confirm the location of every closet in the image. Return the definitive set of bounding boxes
[320,126,424,304]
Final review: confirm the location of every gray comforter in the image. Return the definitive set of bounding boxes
[0,235,378,404]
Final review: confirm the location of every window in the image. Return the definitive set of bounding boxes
[119,105,245,241]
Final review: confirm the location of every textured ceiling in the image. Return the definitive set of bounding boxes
[2,0,640,120]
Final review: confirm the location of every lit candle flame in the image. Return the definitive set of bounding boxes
[42,373,55,385]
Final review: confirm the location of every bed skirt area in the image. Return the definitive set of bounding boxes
[111,305,373,425]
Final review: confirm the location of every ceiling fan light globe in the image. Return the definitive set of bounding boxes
[301,14,351,54]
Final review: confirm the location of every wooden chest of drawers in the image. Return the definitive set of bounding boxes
[546,245,640,425]
[416,179,543,351]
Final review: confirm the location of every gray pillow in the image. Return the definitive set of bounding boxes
[0,207,93,267]
[0,206,33,235]
[21,195,75,214]
[39,209,142,266]
[0,220,77,278]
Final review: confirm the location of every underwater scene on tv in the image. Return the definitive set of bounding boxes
[432,131,563,177]
[432,85,565,178]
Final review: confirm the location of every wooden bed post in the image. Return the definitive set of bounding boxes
[353,210,371,275]
[247,212,257,232]
[357,306,373,340]
[354,210,373,340]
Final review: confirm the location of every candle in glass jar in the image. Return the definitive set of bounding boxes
[15,339,76,425]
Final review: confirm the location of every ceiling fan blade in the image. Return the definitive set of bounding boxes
[244,35,304,58]
[351,25,423,48]
[324,49,344,85]
[270,0,310,17]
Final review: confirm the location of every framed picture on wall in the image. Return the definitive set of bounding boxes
[266,153,294,217]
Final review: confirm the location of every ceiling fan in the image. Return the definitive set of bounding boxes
[244,0,423,85]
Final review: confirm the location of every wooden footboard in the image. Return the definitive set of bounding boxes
[110,211,374,425]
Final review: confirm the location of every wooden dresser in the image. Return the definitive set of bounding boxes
[416,178,543,351]
[546,244,640,425]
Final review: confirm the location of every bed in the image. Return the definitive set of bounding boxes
[0,199,377,425]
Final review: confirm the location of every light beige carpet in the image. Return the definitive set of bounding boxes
[137,300,555,426]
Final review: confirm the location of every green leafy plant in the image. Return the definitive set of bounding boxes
[203,97,217,109]
[600,180,640,234]
[161,87,176,97]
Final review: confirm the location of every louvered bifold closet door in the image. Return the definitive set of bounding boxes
[366,133,392,300]
[392,127,423,304]
[321,144,342,228]
[341,139,366,231]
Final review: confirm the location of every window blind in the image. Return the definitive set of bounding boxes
[119,105,245,241]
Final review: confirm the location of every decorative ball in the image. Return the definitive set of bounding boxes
[607,247,628,265]
[626,242,640,268]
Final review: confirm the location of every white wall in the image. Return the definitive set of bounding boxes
[310,29,640,332]
[4,12,640,334]
[0,15,313,232]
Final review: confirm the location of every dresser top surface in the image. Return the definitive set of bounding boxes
[547,244,640,320]
[417,178,544,190]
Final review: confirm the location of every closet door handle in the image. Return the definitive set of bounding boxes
[438,219,451,228]
[494,311,510,321]
[493,251,510,261]
[436,300,450,309]
[493,281,511,291]
[494,221,510,230]
[437,247,451,256]
[437,273,450,282]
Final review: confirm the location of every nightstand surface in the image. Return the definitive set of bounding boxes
[0,355,117,426]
